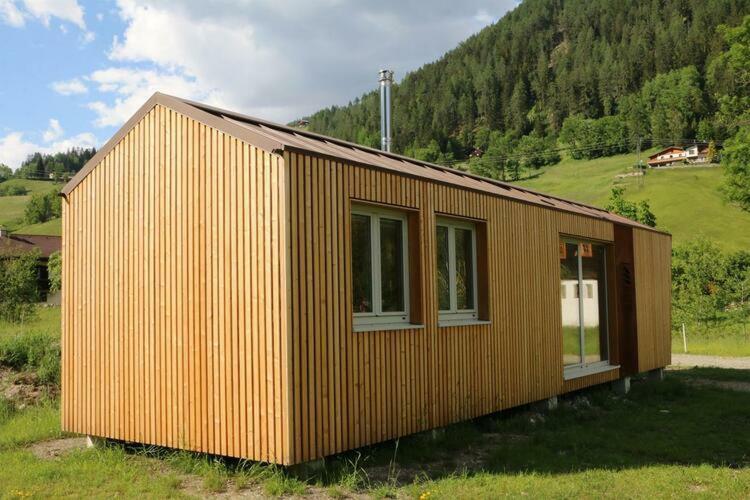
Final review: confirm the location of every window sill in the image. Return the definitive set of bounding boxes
[353,323,425,333]
[438,319,491,328]
[563,363,620,381]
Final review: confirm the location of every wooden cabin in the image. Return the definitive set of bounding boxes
[60,93,671,465]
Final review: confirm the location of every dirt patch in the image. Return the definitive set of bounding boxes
[29,437,89,459]
[684,378,750,393]
[0,368,56,408]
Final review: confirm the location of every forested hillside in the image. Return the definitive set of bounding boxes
[5,148,96,181]
[305,0,749,166]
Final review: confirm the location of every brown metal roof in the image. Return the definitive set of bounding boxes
[0,234,60,258]
[61,92,668,235]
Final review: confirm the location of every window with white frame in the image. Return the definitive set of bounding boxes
[436,217,478,325]
[351,204,410,330]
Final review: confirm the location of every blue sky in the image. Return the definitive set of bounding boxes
[0,0,515,169]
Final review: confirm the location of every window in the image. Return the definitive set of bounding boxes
[437,217,478,325]
[352,205,410,330]
[560,238,611,377]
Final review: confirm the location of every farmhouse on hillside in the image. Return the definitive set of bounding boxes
[0,229,61,301]
[647,144,712,167]
[60,93,672,465]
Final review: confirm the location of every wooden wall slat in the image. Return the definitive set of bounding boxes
[285,155,648,463]
[633,229,672,371]
[62,105,670,466]
[62,105,291,463]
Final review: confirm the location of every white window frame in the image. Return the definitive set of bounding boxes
[437,217,479,325]
[561,238,614,379]
[352,205,410,331]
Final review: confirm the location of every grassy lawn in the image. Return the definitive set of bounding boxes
[515,153,750,252]
[0,369,748,498]
[14,218,62,236]
[0,307,60,340]
[672,333,750,357]
[1,307,750,497]
[0,195,32,232]
[0,179,63,232]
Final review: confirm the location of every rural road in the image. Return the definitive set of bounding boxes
[671,354,750,369]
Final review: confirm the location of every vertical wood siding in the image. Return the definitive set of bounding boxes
[61,104,292,464]
[62,105,671,466]
[286,152,628,463]
[633,228,672,371]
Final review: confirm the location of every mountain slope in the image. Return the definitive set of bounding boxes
[515,155,750,252]
[305,0,749,156]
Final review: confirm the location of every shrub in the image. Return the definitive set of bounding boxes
[0,331,60,385]
[0,184,28,196]
[0,250,40,322]
[24,190,61,225]
[48,251,61,294]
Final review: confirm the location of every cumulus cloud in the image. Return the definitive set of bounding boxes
[0,0,86,29]
[22,0,85,28]
[0,128,97,170]
[79,0,515,126]
[43,118,64,142]
[86,67,219,127]
[51,78,88,96]
[0,0,25,27]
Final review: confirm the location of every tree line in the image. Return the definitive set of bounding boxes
[304,1,750,208]
[0,147,96,181]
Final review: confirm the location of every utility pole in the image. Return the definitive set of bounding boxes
[636,136,644,188]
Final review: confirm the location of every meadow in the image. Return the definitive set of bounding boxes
[515,151,750,252]
[0,179,63,234]
[1,308,749,497]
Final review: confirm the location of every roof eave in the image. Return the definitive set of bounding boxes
[60,92,286,197]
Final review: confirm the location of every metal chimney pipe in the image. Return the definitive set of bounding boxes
[379,69,394,152]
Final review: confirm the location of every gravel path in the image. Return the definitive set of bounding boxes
[671,354,750,369]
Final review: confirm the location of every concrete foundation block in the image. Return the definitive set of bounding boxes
[85,435,104,448]
[532,396,558,412]
[612,376,631,395]
[648,368,665,382]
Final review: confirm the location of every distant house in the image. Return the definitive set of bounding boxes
[0,230,61,301]
[647,144,712,167]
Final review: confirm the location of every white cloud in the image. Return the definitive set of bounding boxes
[0,129,97,170]
[43,118,63,142]
[0,0,86,29]
[86,67,218,127]
[0,0,25,27]
[22,0,85,29]
[77,0,516,126]
[51,78,88,96]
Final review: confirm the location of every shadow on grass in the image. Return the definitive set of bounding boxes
[301,368,750,489]
[106,368,750,493]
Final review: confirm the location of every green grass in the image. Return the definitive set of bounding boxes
[515,152,750,252]
[672,333,750,357]
[14,218,62,236]
[1,300,749,497]
[0,307,60,341]
[0,402,64,450]
[0,195,32,232]
[0,447,190,498]
[0,179,64,196]
[0,179,63,232]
